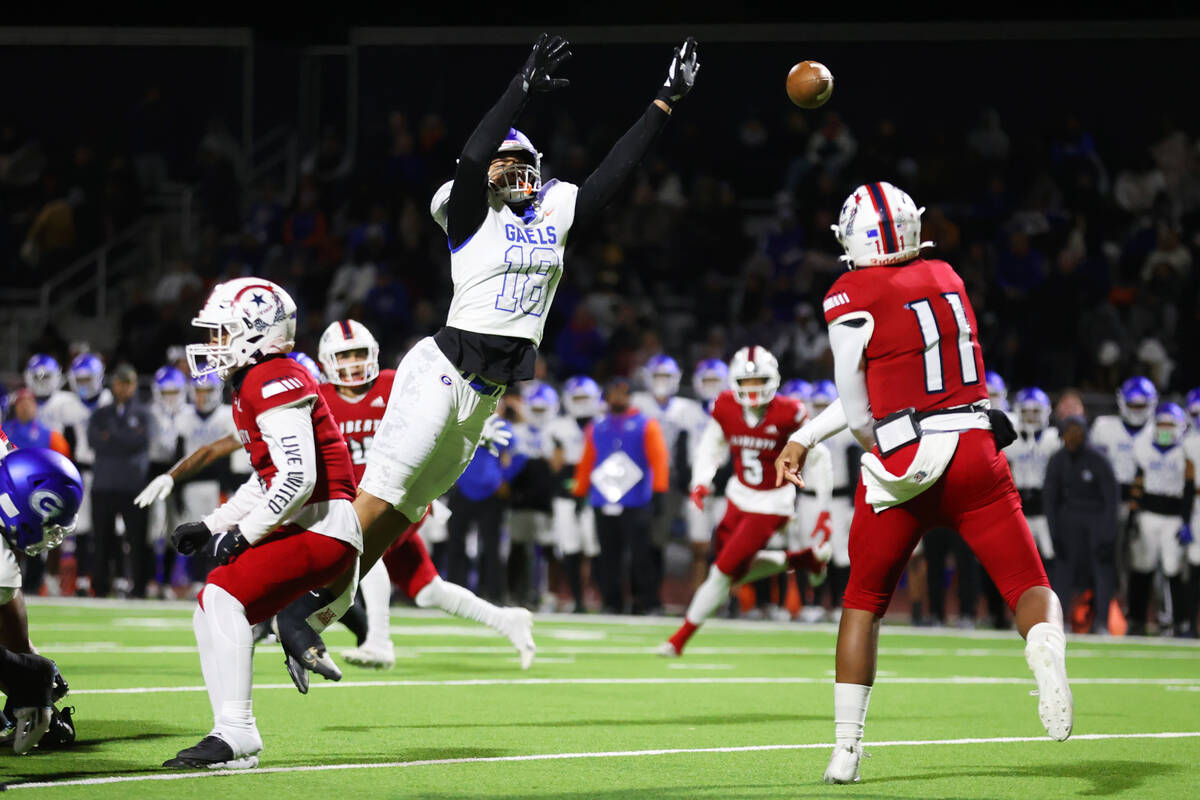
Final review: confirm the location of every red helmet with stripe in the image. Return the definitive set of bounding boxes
[318,319,380,387]
[832,181,933,269]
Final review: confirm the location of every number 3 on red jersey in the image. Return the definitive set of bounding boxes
[905,292,979,394]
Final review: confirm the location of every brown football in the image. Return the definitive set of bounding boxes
[786,60,834,109]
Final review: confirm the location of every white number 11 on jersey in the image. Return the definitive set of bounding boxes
[495,245,559,317]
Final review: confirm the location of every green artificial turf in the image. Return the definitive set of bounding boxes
[3,599,1198,798]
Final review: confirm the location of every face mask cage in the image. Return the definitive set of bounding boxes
[186,320,239,379]
[325,347,380,387]
[488,158,540,203]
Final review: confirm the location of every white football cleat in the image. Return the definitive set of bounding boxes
[823,742,862,784]
[342,642,396,670]
[502,608,536,670]
[654,640,681,658]
[1025,637,1073,741]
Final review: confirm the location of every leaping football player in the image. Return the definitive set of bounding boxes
[658,346,832,657]
[775,182,1072,784]
[276,33,701,639]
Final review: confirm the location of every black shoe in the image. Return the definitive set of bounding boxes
[270,615,341,695]
[163,734,259,769]
[36,705,76,749]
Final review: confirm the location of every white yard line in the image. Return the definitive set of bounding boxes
[67,675,1200,695]
[5,731,1199,790]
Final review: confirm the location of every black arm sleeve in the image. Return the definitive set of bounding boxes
[574,102,670,231]
[447,75,530,250]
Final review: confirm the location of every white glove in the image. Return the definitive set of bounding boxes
[134,473,175,508]
[479,415,513,457]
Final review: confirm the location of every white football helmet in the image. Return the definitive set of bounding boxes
[318,319,380,387]
[190,373,224,414]
[186,278,297,380]
[832,182,933,269]
[729,346,780,408]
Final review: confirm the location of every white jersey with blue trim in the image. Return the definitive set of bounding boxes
[35,390,80,435]
[631,392,708,461]
[185,403,252,475]
[431,178,579,346]
[54,390,113,467]
[1006,427,1061,491]
[546,414,587,465]
[1090,414,1149,487]
[1133,436,1188,499]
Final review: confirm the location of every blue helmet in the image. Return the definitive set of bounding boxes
[489,128,542,204]
[24,354,63,398]
[781,378,813,402]
[562,375,602,419]
[0,448,84,555]
[153,366,188,412]
[985,371,1008,412]
[692,359,730,402]
[642,354,682,399]
[810,380,838,410]
[1186,387,1200,427]
[1015,387,1051,433]
[1117,376,1158,427]
[1153,402,1188,448]
[190,373,224,414]
[68,353,106,401]
[522,381,561,428]
[287,351,324,383]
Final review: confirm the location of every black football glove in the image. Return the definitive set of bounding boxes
[656,36,699,105]
[520,33,572,94]
[208,526,251,566]
[171,521,213,556]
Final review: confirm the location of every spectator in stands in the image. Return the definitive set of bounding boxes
[87,364,154,598]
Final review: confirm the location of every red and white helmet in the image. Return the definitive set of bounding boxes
[318,319,380,387]
[729,345,780,408]
[186,278,297,380]
[832,181,933,269]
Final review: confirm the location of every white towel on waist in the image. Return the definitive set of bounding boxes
[859,431,961,512]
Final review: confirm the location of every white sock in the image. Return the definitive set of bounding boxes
[685,565,733,626]
[192,604,222,721]
[734,550,788,587]
[359,560,393,649]
[415,576,505,632]
[1025,621,1066,654]
[203,584,256,734]
[834,682,872,746]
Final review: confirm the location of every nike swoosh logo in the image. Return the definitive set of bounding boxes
[544,209,554,217]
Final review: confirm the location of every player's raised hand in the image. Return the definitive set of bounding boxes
[521,33,572,93]
[775,441,809,488]
[657,36,699,105]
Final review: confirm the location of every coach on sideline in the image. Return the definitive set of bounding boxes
[573,378,669,615]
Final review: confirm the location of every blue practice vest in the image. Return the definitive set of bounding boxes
[588,411,654,509]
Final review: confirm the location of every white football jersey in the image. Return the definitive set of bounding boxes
[150,404,199,464]
[186,404,251,474]
[431,178,579,345]
[1006,427,1061,491]
[35,390,80,434]
[1133,436,1188,499]
[631,393,708,461]
[546,415,587,465]
[52,390,113,466]
[511,421,554,460]
[1091,415,1149,486]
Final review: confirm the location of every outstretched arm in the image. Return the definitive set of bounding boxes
[446,33,572,249]
[574,37,699,230]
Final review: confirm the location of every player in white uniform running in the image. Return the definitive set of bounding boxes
[1006,387,1060,568]
[279,33,702,633]
[1128,403,1196,636]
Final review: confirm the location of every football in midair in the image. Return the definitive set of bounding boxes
[786,61,834,109]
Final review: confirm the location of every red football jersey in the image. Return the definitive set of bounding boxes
[822,258,987,419]
[711,390,808,491]
[231,356,355,504]
[318,369,396,483]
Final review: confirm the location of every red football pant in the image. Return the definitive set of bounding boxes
[203,531,358,625]
[382,527,439,599]
[712,502,791,582]
[842,430,1049,617]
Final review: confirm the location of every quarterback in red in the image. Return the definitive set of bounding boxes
[163,278,362,771]
[658,345,831,657]
[312,319,535,671]
[776,182,1071,784]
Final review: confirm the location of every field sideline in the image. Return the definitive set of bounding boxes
[3,598,1198,798]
